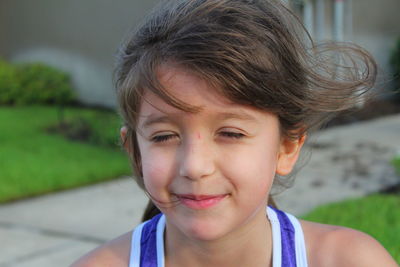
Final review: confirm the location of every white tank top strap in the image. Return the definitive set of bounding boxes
[266,206,283,267]
[129,221,145,267]
[155,215,166,267]
[286,212,308,267]
[129,215,166,267]
[266,206,308,267]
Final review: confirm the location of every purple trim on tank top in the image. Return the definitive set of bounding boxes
[271,207,297,267]
[138,207,297,267]
[140,213,162,267]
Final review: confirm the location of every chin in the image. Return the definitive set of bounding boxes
[185,224,227,242]
[170,213,233,242]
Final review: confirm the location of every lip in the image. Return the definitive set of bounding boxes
[175,194,228,210]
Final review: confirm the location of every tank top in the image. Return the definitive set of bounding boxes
[129,206,308,267]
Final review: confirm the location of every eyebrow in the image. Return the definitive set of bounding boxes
[215,111,257,122]
[140,114,174,128]
[140,111,258,129]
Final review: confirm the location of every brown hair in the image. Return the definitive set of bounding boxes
[115,0,377,221]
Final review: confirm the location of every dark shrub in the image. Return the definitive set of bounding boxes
[0,60,20,104]
[0,61,76,105]
[47,113,121,148]
[16,62,76,105]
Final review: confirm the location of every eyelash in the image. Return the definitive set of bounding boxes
[219,131,245,139]
[151,134,176,143]
[151,131,245,143]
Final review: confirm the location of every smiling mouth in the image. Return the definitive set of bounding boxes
[175,194,228,209]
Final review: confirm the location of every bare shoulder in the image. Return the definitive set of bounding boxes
[300,220,398,267]
[70,231,132,267]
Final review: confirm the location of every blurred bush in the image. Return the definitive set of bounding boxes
[393,155,400,176]
[0,60,20,104]
[46,110,122,148]
[0,60,76,105]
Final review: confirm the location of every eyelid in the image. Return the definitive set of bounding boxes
[219,127,247,134]
[152,135,177,143]
[151,135,176,143]
[219,132,245,138]
[149,131,179,143]
[218,128,247,138]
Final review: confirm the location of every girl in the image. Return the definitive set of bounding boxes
[73,0,398,266]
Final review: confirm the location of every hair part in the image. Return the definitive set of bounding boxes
[115,0,377,221]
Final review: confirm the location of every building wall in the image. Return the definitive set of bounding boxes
[352,0,400,89]
[294,0,400,90]
[0,0,158,107]
[0,0,398,107]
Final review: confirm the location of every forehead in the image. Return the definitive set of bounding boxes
[140,64,249,113]
[159,64,224,102]
[137,64,276,126]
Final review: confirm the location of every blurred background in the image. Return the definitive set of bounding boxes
[0,0,399,266]
[1,0,399,107]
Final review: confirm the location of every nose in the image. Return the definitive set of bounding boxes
[178,137,215,180]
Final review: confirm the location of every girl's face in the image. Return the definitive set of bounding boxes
[134,65,303,242]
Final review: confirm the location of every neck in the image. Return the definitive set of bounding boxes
[165,210,273,267]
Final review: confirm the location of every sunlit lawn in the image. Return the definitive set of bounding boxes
[302,194,400,263]
[0,106,131,202]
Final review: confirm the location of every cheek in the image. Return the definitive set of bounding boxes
[140,148,176,194]
[220,142,279,200]
[224,145,279,179]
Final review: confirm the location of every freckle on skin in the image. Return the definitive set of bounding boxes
[197,133,201,139]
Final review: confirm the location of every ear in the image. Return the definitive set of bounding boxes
[120,126,132,154]
[276,135,306,176]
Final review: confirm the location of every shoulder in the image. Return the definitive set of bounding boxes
[300,220,398,267]
[70,231,132,267]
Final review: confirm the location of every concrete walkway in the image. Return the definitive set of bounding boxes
[1,115,399,267]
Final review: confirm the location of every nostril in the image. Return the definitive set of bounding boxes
[178,143,215,180]
[179,134,216,172]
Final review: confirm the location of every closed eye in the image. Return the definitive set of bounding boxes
[151,134,177,143]
[219,131,245,139]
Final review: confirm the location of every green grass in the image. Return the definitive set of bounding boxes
[302,194,400,263]
[0,106,131,202]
